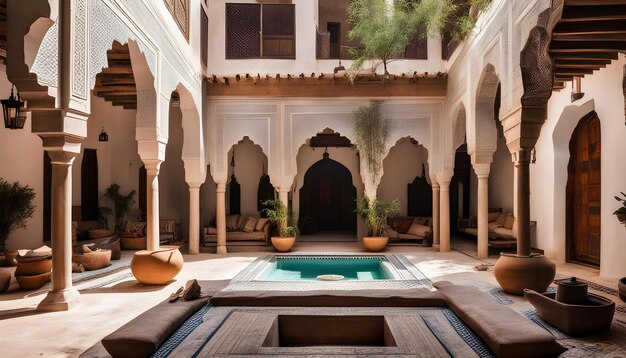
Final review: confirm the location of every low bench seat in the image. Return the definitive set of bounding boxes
[211,288,446,307]
[433,281,566,358]
[101,295,209,358]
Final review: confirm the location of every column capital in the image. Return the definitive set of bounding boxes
[512,149,532,165]
[277,187,290,193]
[473,163,491,178]
[143,159,162,176]
[187,182,202,191]
[216,182,227,192]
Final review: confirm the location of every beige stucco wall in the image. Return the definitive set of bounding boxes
[226,138,269,218]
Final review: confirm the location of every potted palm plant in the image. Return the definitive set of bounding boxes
[0,178,36,266]
[262,199,297,252]
[614,192,626,302]
[356,196,399,252]
[102,184,136,234]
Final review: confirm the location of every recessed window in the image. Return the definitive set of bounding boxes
[164,0,189,39]
[225,3,295,59]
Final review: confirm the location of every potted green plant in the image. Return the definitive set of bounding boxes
[102,184,136,234]
[355,196,399,252]
[262,199,297,252]
[0,178,36,266]
[613,192,626,302]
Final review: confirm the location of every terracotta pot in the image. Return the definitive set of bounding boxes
[493,253,555,295]
[271,237,296,252]
[73,250,112,271]
[15,272,51,290]
[3,251,18,267]
[15,258,52,276]
[130,246,183,285]
[121,235,147,250]
[363,237,389,252]
[619,277,626,303]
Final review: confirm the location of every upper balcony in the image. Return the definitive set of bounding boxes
[204,0,447,76]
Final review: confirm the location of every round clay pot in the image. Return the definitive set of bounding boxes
[15,272,52,290]
[619,277,626,303]
[363,237,389,252]
[130,246,183,285]
[3,251,18,267]
[121,236,147,250]
[15,258,52,276]
[271,237,296,252]
[493,253,556,295]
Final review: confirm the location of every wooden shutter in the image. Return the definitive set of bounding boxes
[405,31,428,60]
[163,0,189,39]
[262,4,295,58]
[226,3,261,59]
[201,8,208,66]
[81,149,99,221]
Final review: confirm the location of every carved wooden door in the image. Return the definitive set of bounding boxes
[567,112,601,266]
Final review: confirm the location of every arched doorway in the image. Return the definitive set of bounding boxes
[566,111,601,266]
[299,153,357,234]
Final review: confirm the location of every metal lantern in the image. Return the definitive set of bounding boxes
[2,85,26,130]
[99,127,109,142]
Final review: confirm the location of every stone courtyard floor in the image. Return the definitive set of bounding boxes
[0,239,624,357]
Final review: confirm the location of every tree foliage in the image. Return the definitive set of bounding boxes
[102,184,136,234]
[0,178,36,252]
[354,101,389,183]
[347,0,492,76]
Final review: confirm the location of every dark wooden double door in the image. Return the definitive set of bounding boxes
[567,112,601,266]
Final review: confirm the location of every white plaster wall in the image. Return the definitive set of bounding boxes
[72,95,144,225]
[377,138,430,216]
[0,68,44,250]
[205,0,445,76]
[292,145,366,239]
[226,138,269,217]
[531,56,626,279]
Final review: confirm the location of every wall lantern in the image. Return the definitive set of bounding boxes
[571,77,584,102]
[99,127,109,142]
[333,60,345,74]
[2,85,26,130]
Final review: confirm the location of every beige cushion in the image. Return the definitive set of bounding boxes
[226,215,239,231]
[242,216,259,233]
[406,223,432,238]
[236,215,248,230]
[126,221,146,235]
[204,230,265,242]
[159,219,176,233]
[433,281,566,358]
[488,212,501,222]
[496,213,508,225]
[503,215,515,230]
[462,228,478,236]
[206,226,217,235]
[413,217,428,226]
[493,227,515,239]
[256,218,270,231]
[487,222,502,231]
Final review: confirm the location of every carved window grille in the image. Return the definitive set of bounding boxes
[164,0,189,39]
[225,3,295,59]
[201,7,208,67]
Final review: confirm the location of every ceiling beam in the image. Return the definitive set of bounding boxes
[560,5,626,22]
[553,19,626,35]
[549,40,626,52]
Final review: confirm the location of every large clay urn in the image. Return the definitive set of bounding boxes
[271,237,296,252]
[493,253,555,295]
[619,277,626,302]
[363,237,388,252]
[131,246,183,285]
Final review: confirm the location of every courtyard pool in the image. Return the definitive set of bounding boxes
[257,256,394,281]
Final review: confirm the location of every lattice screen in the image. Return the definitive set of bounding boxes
[226,3,261,59]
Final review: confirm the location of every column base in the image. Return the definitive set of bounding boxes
[431,244,440,251]
[37,288,80,312]
[216,245,227,254]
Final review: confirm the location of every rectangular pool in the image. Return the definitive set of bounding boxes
[257,256,394,281]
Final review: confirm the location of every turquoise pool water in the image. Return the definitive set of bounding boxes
[258,256,393,281]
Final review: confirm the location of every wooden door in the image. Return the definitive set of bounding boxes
[567,112,601,266]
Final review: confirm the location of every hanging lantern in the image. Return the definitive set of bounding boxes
[2,85,26,130]
[99,127,109,142]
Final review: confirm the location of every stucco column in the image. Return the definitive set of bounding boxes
[515,150,532,257]
[188,183,201,255]
[145,161,162,251]
[474,163,491,259]
[439,181,451,252]
[38,152,80,312]
[278,187,289,211]
[432,183,440,248]
[216,183,227,254]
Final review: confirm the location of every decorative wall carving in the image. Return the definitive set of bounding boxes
[71,0,87,99]
[519,24,553,108]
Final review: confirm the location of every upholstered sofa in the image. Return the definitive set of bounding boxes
[458,210,517,248]
[203,214,274,246]
[383,216,433,246]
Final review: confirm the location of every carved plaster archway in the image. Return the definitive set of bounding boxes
[471,64,499,165]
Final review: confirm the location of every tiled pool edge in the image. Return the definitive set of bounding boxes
[224,253,433,292]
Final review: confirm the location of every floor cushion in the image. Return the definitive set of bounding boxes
[255,217,270,231]
[493,227,515,240]
[503,215,515,230]
[226,215,239,231]
[101,295,210,358]
[488,222,502,231]
[89,228,114,240]
[496,213,508,226]
[242,216,258,233]
[488,211,501,222]
[406,223,431,237]
[433,281,566,358]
